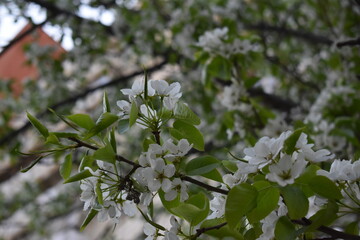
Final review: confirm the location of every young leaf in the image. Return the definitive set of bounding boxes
[170,120,204,151]
[20,155,44,173]
[79,155,95,171]
[281,185,309,219]
[225,183,258,229]
[67,114,95,130]
[80,209,98,231]
[59,154,72,179]
[118,119,130,134]
[185,155,221,176]
[308,175,342,200]
[27,112,49,138]
[95,180,103,205]
[103,91,111,113]
[63,169,92,183]
[129,102,139,127]
[85,112,119,139]
[174,102,201,125]
[283,128,306,155]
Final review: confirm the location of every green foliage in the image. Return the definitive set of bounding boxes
[309,176,343,200]
[171,192,209,226]
[281,185,309,219]
[80,209,98,231]
[174,102,201,125]
[67,114,95,130]
[170,120,204,151]
[247,181,280,223]
[26,112,49,138]
[59,154,72,179]
[225,183,258,229]
[85,112,119,139]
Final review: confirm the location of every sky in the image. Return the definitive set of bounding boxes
[0,2,115,51]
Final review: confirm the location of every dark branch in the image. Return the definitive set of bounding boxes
[0,60,167,147]
[180,176,229,195]
[195,222,227,238]
[292,218,360,240]
[336,37,360,48]
[246,22,334,46]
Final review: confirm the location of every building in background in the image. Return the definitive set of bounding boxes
[0,23,65,97]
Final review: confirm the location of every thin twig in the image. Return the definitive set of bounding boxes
[194,222,227,238]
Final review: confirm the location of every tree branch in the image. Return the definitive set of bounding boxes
[194,222,227,238]
[246,22,334,46]
[292,218,360,240]
[180,176,229,195]
[0,60,167,147]
[336,37,360,48]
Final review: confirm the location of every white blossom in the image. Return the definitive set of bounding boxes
[163,139,192,162]
[266,153,307,186]
[143,158,175,192]
[121,77,155,100]
[164,178,189,202]
[80,177,98,211]
[244,131,291,168]
[98,201,122,224]
[117,100,131,119]
[144,223,157,240]
[295,133,334,162]
[318,159,360,181]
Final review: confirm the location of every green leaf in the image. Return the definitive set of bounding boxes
[201,169,223,182]
[158,190,181,215]
[103,91,111,113]
[45,133,61,145]
[118,119,129,133]
[20,155,43,173]
[67,114,95,130]
[308,200,338,231]
[129,102,139,127]
[185,155,221,175]
[200,218,244,240]
[59,154,72,179]
[48,108,79,131]
[274,216,297,240]
[79,155,95,171]
[93,141,116,164]
[170,120,204,151]
[109,128,117,153]
[85,112,119,139]
[96,180,103,205]
[171,192,209,226]
[308,175,342,200]
[80,209,98,231]
[281,185,309,219]
[64,169,92,183]
[27,112,49,138]
[283,128,306,155]
[222,160,238,172]
[225,183,258,229]
[247,181,280,223]
[174,102,201,125]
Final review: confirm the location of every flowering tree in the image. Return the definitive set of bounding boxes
[1,0,360,239]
